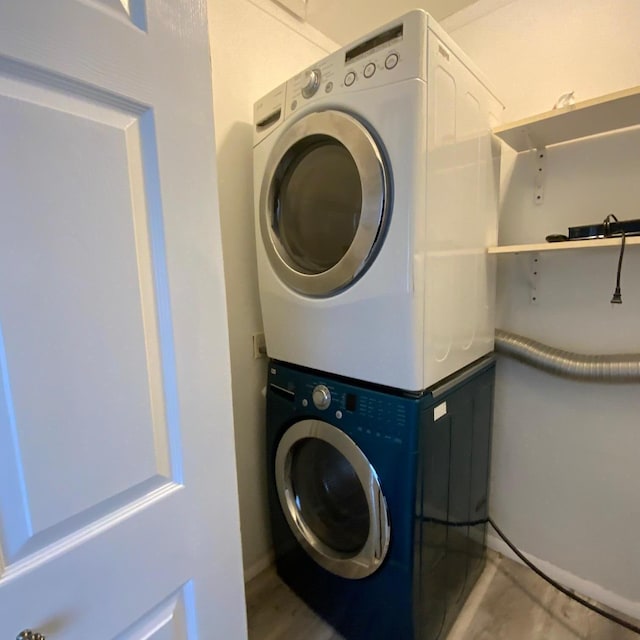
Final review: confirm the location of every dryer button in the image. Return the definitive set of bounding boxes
[344,71,356,87]
[312,385,331,410]
[364,62,376,78]
[385,53,399,69]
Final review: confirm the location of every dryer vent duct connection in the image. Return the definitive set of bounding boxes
[495,329,640,382]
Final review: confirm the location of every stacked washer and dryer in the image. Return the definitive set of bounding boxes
[253,10,503,640]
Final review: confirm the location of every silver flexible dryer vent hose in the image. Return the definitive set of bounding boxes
[494,329,640,382]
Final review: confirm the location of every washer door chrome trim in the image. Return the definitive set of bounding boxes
[275,419,391,579]
[260,110,389,297]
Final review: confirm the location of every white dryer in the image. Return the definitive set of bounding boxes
[253,10,503,392]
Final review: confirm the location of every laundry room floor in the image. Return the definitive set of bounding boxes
[245,551,640,640]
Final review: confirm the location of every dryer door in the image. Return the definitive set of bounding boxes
[275,418,390,579]
[260,110,390,297]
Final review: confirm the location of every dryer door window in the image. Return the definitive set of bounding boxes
[261,110,390,297]
[276,139,362,274]
[275,419,390,579]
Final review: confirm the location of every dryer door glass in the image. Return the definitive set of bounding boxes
[261,110,389,297]
[275,419,390,579]
[276,138,362,274]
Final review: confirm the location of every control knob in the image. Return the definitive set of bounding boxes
[301,68,321,98]
[312,384,331,410]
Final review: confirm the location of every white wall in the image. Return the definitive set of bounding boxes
[206,0,337,580]
[444,0,640,617]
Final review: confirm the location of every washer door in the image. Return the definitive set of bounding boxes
[260,110,389,297]
[275,419,390,579]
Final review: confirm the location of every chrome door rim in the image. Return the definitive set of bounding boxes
[260,110,389,297]
[275,419,390,579]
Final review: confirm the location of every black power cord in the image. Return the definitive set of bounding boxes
[602,213,626,304]
[488,517,640,635]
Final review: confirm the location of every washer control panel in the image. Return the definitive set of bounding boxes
[267,365,415,444]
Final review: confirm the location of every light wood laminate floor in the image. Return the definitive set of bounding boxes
[245,552,639,640]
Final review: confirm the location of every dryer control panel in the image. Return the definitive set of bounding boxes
[254,10,433,145]
[254,9,499,148]
[283,13,427,121]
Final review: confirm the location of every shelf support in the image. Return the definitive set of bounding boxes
[529,252,540,304]
[533,147,546,205]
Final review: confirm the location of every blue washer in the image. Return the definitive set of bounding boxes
[266,356,496,639]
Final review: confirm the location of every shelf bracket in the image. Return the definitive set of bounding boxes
[529,252,540,304]
[533,147,546,205]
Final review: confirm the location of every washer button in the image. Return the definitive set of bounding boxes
[344,71,356,87]
[325,81,334,93]
[335,410,343,419]
[364,62,376,78]
[385,53,399,69]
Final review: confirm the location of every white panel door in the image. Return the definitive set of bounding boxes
[0,1,246,638]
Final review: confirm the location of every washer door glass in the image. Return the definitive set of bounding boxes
[261,110,389,297]
[290,437,369,553]
[275,419,390,579]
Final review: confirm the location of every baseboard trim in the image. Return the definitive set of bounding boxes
[486,533,640,621]
[244,550,275,583]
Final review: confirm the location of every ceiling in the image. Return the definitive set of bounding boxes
[303,0,481,45]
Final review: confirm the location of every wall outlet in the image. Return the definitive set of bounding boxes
[253,332,267,359]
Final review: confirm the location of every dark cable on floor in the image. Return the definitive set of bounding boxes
[488,517,640,635]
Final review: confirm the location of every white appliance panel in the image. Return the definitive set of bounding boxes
[423,31,503,387]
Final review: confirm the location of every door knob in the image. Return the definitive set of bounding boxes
[17,631,45,640]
